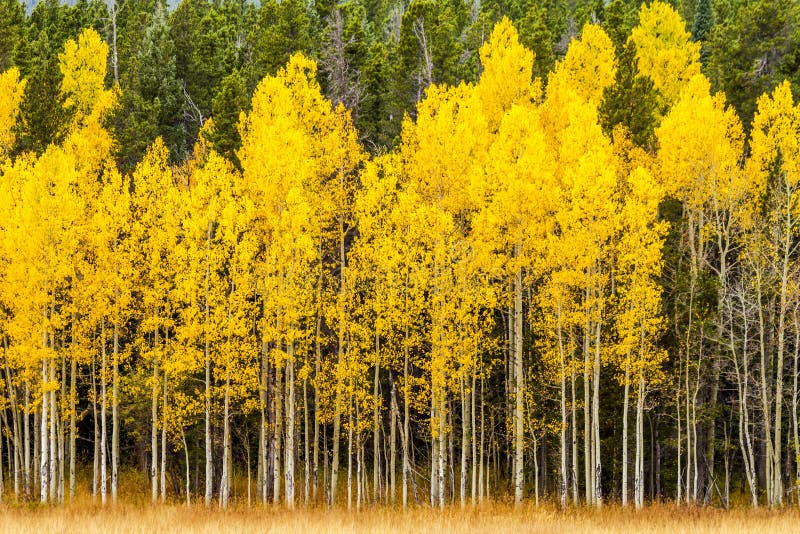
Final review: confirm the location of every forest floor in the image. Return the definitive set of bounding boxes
[0,501,796,533]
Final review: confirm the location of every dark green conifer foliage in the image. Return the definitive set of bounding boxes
[706,0,800,128]
[603,0,632,53]
[116,0,185,169]
[599,42,662,150]
[0,0,25,71]
[360,39,394,149]
[250,0,312,83]
[206,69,247,168]
[692,0,713,64]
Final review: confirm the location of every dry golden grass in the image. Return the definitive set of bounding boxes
[0,501,795,534]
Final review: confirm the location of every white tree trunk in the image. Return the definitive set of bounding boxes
[101,323,107,505]
[622,356,630,507]
[220,376,230,509]
[40,356,48,503]
[112,320,120,503]
[285,345,295,508]
[513,267,524,505]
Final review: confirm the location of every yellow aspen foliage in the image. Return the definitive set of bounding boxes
[548,24,617,108]
[130,137,180,340]
[542,24,616,154]
[239,51,361,347]
[351,155,408,347]
[89,164,133,333]
[59,28,117,120]
[401,82,487,215]
[537,24,621,506]
[629,1,701,106]
[656,74,747,212]
[475,17,539,131]
[239,53,360,220]
[0,145,81,426]
[614,166,669,381]
[0,154,48,351]
[478,104,556,275]
[59,28,118,187]
[748,81,800,197]
[0,67,26,158]
[352,154,431,421]
[239,53,363,506]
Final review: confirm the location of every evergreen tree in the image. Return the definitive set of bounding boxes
[115,0,184,169]
[0,0,25,71]
[706,0,800,128]
[319,1,370,115]
[16,0,100,153]
[205,69,247,167]
[170,0,210,86]
[691,0,713,64]
[391,0,468,134]
[249,0,313,84]
[359,39,394,149]
[517,7,556,80]
[599,42,662,149]
[603,0,633,53]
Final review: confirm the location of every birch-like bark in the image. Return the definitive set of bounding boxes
[557,303,567,508]
[160,368,167,503]
[112,320,119,503]
[513,266,524,505]
[204,221,213,507]
[373,334,381,503]
[40,355,48,503]
[390,372,398,504]
[101,322,107,505]
[151,329,159,504]
[220,375,230,508]
[622,355,630,507]
[285,343,295,508]
[635,375,645,509]
[273,348,282,504]
[402,326,410,508]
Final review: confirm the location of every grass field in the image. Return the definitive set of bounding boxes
[0,502,795,533]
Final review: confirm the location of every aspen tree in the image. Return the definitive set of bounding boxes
[352,154,430,508]
[746,82,800,507]
[58,27,121,504]
[614,164,668,509]
[478,104,555,505]
[629,1,701,106]
[657,73,748,504]
[0,154,43,501]
[541,24,618,507]
[4,144,80,503]
[0,67,25,159]
[0,66,27,501]
[129,138,180,504]
[173,130,243,507]
[472,18,542,507]
[239,53,361,507]
[399,77,488,508]
[90,166,131,503]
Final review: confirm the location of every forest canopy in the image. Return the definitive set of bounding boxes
[0,0,799,511]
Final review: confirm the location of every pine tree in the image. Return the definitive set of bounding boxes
[205,70,247,167]
[0,0,24,71]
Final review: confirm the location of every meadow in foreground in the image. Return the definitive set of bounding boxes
[0,502,796,534]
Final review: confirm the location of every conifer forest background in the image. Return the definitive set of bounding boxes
[0,0,799,515]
